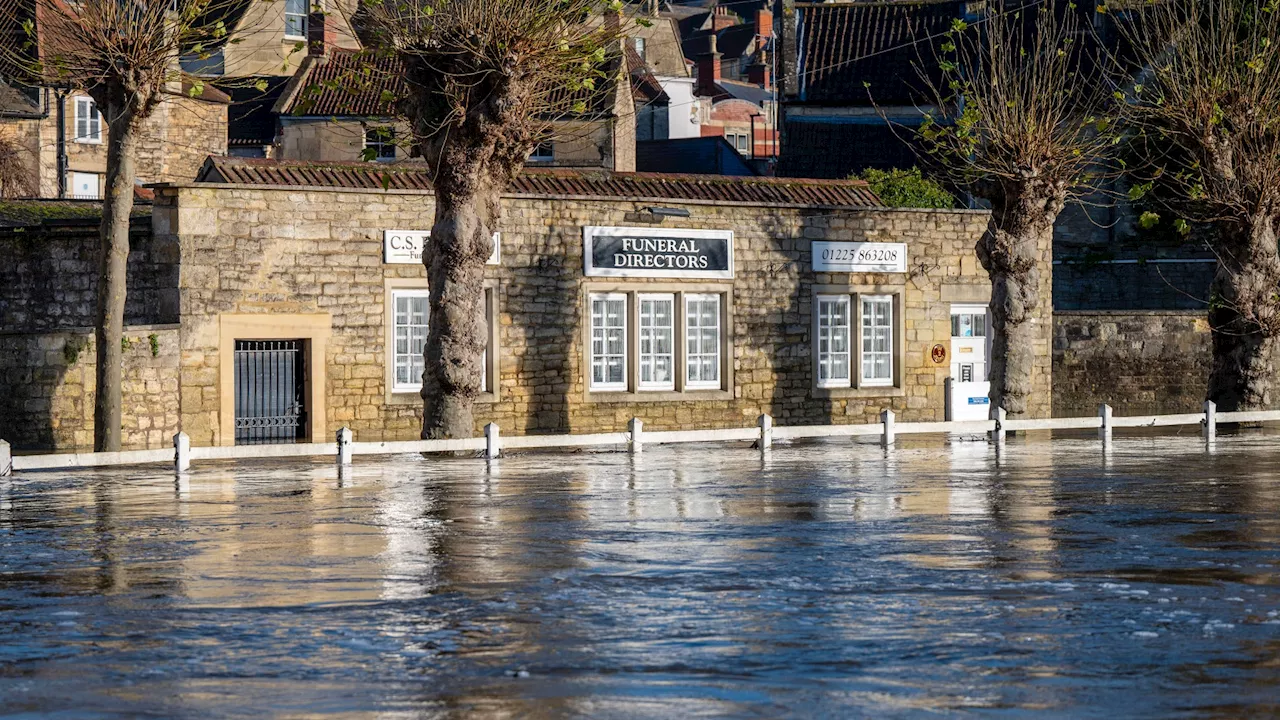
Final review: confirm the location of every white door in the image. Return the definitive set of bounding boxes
[70,172,100,199]
[947,304,991,421]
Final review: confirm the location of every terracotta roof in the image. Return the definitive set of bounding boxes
[626,45,669,104]
[195,156,883,207]
[796,1,963,106]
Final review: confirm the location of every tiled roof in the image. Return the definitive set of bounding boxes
[195,156,883,207]
[0,80,39,115]
[683,22,758,62]
[796,1,963,105]
[627,45,669,104]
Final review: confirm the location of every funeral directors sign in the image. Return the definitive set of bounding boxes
[583,226,734,279]
[812,241,907,273]
[384,230,500,265]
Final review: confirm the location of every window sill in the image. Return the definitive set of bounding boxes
[586,389,733,403]
[74,139,101,145]
[812,385,906,399]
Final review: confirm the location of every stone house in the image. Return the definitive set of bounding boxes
[0,155,1059,452]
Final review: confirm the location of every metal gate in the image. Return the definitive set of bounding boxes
[234,340,307,445]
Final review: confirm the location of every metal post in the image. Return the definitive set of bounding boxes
[485,422,501,460]
[758,414,773,453]
[0,439,10,477]
[993,407,1006,451]
[881,409,895,447]
[629,417,643,454]
[174,432,190,473]
[1203,400,1216,442]
[1099,404,1113,447]
[336,426,352,467]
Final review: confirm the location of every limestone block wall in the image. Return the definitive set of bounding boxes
[1052,310,1213,417]
[0,326,180,451]
[139,95,229,184]
[155,184,999,446]
[0,225,178,332]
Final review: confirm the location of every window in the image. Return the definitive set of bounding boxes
[74,96,100,144]
[632,36,646,61]
[951,311,986,338]
[816,292,898,389]
[391,290,430,392]
[590,293,628,391]
[528,141,553,163]
[816,295,850,387]
[685,294,720,389]
[285,0,308,38]
[860,295,893,385]
[365,127,396,161]
[69,172,100,199]
[638,294,675,390]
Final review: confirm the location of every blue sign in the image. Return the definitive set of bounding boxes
[968,397,990,405]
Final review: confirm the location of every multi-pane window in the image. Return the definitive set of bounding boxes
[590,294,628,391]
[861,295,893,385]
[632,36,647,60]
[74,96,100,143]
[638,294,675,390]
[951,311,986,338]
[685,294,720,389]
[365,127,395,161]
[284,0,308,38]
[392,290,429,392]
[528,141,554,163]
[816,295,851,387]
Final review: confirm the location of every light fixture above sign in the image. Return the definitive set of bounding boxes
[583,226,733,279]
[384,230,500,265]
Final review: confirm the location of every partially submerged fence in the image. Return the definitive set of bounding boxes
[0,401,1273,476]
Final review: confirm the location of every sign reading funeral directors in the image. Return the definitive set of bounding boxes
[583,226,734,279]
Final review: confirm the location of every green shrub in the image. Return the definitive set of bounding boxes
[854,167,956,209]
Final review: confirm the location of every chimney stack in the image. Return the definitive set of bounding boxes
[748,50,771,89]
[697,34,722,96]
[307,11,335,57]
[711,5,737,31]
[755,9,773,40]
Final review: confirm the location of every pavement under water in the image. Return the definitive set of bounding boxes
[0,434,1278,718]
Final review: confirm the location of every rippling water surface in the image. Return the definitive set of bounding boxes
[2,435,1279,718]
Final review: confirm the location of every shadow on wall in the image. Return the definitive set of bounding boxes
[509,212,579,435]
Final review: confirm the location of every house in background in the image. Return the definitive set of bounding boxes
[693,34,778,172]
[675,1,773,84]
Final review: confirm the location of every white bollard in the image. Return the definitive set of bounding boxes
[336,427,353,467]
[1099,404,1113,447]
[173,432,191,473]
[485,422,501,460]
[881,409,895,447]
[0,439,10,477]
[1203,400,1217,442]
[993,407,1006,451]
[758,414,773,453]
[629,417,643,454]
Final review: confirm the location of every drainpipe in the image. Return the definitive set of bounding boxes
[55,90,67,198]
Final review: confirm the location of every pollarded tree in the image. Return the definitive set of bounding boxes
[355,0,634,440]
[914,4,1118,419]
[1115,0,1280,411]
[0,0,249,450]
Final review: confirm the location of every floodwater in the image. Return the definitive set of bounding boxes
[2,436,1279,719]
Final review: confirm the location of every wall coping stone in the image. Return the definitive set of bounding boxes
[0,323,182,337]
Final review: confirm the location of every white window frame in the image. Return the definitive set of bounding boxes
[633,36,646,61]
[73,96,101,144]
[365,126,396,162]
[816,294,852,389]
[528,141,554,163]
[390,289,430,393]
[860,295,894,387]
[589,292,628,392]
[684,293,721,390]
[637,293,676,391]
[284,0,308,39]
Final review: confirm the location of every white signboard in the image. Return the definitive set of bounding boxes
[384,230,500,265]
[583,226,734,279]
[812,241,907,273]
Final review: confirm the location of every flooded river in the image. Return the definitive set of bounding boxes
[1,435,1279,718]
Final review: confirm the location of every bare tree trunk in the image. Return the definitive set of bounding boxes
[93,109,138,452]
[976,189,1060,420]
[420,177,500,440]
[1206,215,1280,412]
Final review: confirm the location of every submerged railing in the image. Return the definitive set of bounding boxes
[1,401,1273,476]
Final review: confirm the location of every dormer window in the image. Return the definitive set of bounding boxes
[285,0,308,39]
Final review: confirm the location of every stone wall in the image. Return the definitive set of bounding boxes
[0,223,177,332]
[0,326,181,451]
[155,184,1010,446]
[140,94,229,185]
[1052,310,1211,417]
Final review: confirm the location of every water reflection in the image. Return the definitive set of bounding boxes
[0,437,1278,717]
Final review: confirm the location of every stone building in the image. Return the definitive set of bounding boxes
[0,156,1049,452]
